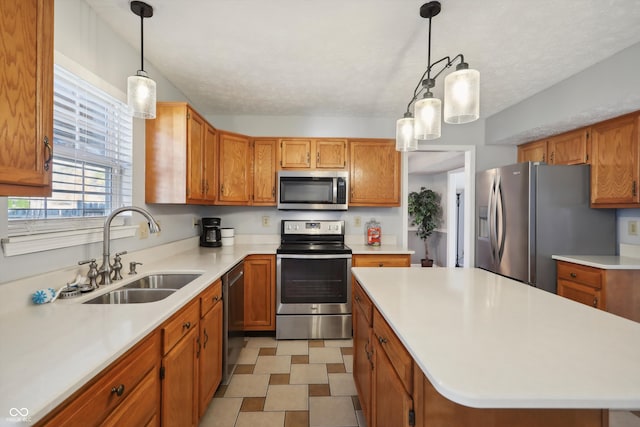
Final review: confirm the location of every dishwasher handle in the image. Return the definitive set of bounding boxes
[227,268,244,287]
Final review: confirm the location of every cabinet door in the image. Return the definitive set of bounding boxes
[517,140,547,163]
[352,254,411,267]
[244,255,276,331]
[349,140,401,206]
[162,326,199,427]
[279,139,312,168]
[557,279,603,309]
[0,0,53,196]
[218,131,252,204]
[548,129,589,165]
[353,300,373,426]
[102,368,160,427]
[372,338,413,427]
[590,114,640,206]
[316,139,347,169]
[253,139,277,205]
[203,125,218,202]
[199,300,222,418]
[186,109,206,202]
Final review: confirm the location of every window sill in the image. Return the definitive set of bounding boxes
[1,226,138,257]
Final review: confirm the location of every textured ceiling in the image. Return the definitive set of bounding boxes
[85,0,640,121]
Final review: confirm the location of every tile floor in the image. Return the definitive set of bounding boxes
[199,337,364,427]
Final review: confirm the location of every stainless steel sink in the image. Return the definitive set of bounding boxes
[84,288,176,304]
[121,273,201,290]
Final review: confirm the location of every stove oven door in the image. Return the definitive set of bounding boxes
[276,254,352,315]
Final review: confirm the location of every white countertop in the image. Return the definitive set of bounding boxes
[552,255,640,270]
[0,242,278,425]
[352,267,640,410]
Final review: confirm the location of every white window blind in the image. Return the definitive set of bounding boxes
[7,65,133,236]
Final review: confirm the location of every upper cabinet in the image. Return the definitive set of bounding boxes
[590,113,640,207]
[517,139,547,163]
[217,131,252,205]
[547,128,589,165]
[279,138,347,170]
[349,139,401,207]
[0,0,54,197]
[252,138,277,206]
[146,102,217,204]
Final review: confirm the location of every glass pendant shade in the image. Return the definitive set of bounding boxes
[395,116,418,151]
[128,70,156,119]
[414,95,442,140]
[444,68,480,124]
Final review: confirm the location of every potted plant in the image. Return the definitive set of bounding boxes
[408,187,442,267]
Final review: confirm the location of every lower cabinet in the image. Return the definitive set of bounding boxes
[199,280,223,418]
[352,281,373,424]
[352,254,411,267]
[244,254,276,331]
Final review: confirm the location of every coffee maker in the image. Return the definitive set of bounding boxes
[200,217,222,247]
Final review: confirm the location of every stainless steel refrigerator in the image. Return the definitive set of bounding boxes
[476,162,616,293]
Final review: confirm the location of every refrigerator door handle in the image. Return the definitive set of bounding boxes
[495,174,506,263]
[487,175,496,264]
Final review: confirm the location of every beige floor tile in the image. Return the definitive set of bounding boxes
[264,384,309,411]
[245,336,278,348]
[277,340,309,356]
[254,355,292,374]
[290,363,329,384]
[199,397,242,427]
[342,355,353,373]
[309,347,344,364]
[610,410,640,427]
[323,339,353,348]
[309,396,358,427]
[285,411,310,427]
[237,347,260,364]
[235,411,286,427]
[225,373,270,397]
[329,373,358,396]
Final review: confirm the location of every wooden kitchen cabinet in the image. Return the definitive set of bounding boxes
[547,128,589,165]
[278,138,347,169]
[517,139,547,163]
[244,254,276,331]
[252,138,277,205]
[146,102,218,204]
[37,332,161,427]
[217,130,252,205]
[349,139,401,206]
[556,260,640,322]
[198,280,223,418]
[161,300,200,427]
[352,254,411,267]
[590,112,640,207]
[0,0,54,197]
[353,281,373,425]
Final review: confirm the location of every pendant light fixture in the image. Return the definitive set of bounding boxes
[127,1,156,119]
[395,1,479,151]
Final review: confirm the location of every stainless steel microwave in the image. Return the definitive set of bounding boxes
[277,171,348,210]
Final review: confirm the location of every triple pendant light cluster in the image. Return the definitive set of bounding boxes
[396,1,480,151]
[127,1,156,119]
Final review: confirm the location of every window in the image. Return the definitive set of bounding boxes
[7,65,133,235]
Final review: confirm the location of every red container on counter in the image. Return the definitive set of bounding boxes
[365,218,381,246]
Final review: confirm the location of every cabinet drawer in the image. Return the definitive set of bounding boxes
[353,254,410,267]
[353,280,373,326]
[41,332,160,427]
[200,279,222,317]
[557,261,602,289]
[373,308,412,394]
[162,299,200,355]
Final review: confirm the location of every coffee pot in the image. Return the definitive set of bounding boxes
[200,217,222,247]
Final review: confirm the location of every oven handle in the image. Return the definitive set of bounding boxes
[277,254,352,260]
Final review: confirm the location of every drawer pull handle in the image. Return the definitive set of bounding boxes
[203,328,209,348]
[378,263,384,267]
[183,321,191,330]
[378,337,388,344]
[593,297,598,307]
[212,295,220,302]
[111,384,125,397]
[355,295,360,302]
[570,273,577,278]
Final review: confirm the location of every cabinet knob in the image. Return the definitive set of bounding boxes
[378,263,384,267]
[111,384,125,397]
[593,297,598,307]
[183,321,191,330]
[378,337,388,344]
[212,295,220,302]
[354,295,360,302]
[570,272,577,278]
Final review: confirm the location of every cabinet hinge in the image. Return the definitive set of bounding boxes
[186,111,190,119]
[408,409,416,426]
[160,366,165,380]
[633,181,637,197]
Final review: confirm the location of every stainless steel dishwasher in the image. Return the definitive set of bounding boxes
[222,261,244,384]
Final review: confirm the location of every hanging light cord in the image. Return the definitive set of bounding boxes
[139,12,144,72]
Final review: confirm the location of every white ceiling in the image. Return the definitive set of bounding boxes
[86,0,640,122]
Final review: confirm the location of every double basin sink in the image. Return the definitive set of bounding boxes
[83,273,201,305]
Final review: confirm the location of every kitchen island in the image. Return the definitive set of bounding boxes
[351,266,640,427]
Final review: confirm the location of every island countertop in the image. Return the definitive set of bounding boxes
[351,267,640,410]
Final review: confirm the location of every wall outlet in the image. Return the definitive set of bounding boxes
[354,216,362,227]
[262,216,271,227]
[629,220,638,236]
[138,221,149,239]
[193,217,200,228]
